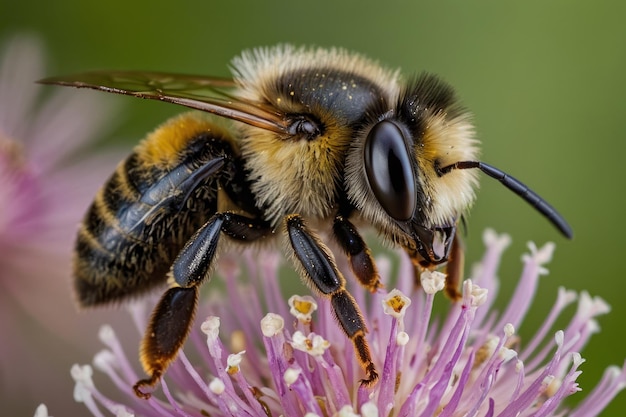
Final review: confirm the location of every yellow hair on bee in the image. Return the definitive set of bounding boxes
[134,112,233,169]
[229,45,403,225]
[231,44,401,104]
[418,111,479,226]
[241,116,354,224]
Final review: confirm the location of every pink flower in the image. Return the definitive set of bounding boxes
[0,34,125,415]
[66,230,626,416]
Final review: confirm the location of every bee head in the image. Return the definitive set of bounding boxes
[346,74,479,264]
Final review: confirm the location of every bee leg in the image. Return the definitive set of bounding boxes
[444,232,464,300]
[134,212,270,398]
[333,214,382,292]
[286,214,378,386]
[133,286,199,399]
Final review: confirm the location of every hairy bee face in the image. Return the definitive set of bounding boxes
[345,75,479,261]
[229,46,479,261]
[40,45,571,398]
[230,47,400,224]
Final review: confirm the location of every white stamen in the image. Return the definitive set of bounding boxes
[504,323,515,337]
[483,228,512,250]
[288,294,318,322]
[523,241,555,274]
[466,280,488,306]
[396,331,410,346]
[420,270,446,294]
[284,368,301,385]
[114,407,134,417]
[337,405,359,417]
[500,347,517,362]
[98,324,115,344]
[587,319,600,335]
[604,365,622,381]
[555,330,564,347]
[533,241,555,264]
[557,287,578,306]
[93,350,116,372]
[34,404,49,417]
[382,289,411,318]
[572,352,585,368]
[361,401,379,417]
[201,316,220,337]
[71,364,94,388]
[291,331,307,345]
[227,351,246,374]
[71,364,94,402]
[290,331,330,356]
[261,313,284,337]
[227,351,246,367]
[578,291,611,317]
[209,378,225,395]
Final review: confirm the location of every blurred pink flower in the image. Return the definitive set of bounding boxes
[68,230,626,417]
[0,34,127,415]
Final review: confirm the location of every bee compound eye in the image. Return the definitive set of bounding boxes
[364,120,416,221]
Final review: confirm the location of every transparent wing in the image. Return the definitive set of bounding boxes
[39,70,289,134]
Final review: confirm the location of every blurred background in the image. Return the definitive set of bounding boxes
[1,1,625,415]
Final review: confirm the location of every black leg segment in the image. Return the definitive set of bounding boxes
[333,214,381,292]
[285,214,378,386]
[287,214,343,294]
[173,212,272,287]
[134,286,199,398]
[172,214,225,287]
[134,211,271,398]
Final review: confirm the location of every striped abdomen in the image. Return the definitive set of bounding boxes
[73,113,237,306]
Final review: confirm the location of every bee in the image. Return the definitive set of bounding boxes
[40,45,572,398]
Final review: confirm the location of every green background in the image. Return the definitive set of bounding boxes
[2,1,625,415]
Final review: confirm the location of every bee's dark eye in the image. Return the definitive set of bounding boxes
[364,120,416,221]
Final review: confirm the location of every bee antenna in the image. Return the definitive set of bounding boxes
[438,161,573,239]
